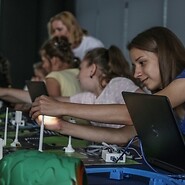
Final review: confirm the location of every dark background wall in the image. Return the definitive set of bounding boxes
[0,0,75,88]
[1,0,185,88]
[76,0,185,62]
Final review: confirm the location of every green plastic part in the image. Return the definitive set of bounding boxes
[0,150,88,185]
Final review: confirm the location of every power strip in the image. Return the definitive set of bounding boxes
[101,149,126,163]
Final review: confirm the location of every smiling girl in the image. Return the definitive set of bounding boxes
[30,26,185,144]
[127,26,185,135]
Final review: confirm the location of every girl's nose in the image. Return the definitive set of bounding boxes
[133,67,142,79]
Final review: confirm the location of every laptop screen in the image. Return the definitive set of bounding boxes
[122,91,185,174]
[26,81,48,102]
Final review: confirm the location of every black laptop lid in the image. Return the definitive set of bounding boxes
[26,81,48,102]
[122,92,185,174]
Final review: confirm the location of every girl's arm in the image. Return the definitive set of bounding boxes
[45,78,61,97]
[0,87,31,103]
[30,95,132,125]
[38,116,136,145]
[59,121,136,145]
[155,78,185,108]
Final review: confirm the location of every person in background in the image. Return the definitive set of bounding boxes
[23,62,47,91]
[30,26,185,142]
[30,45,144,145]
[0,54,12,88]
[40,35,81,97]
[32,62,47,82]
[14,62,47,111]
[48,11,104,60]
[0,36,81,106]
[0,54,12,108]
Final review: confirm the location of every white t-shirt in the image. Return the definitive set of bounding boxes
[70,77,140,128]
[73,35,104,60]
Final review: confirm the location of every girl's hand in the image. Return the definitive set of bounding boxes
[35,116,63,132]
[29,95,63,119]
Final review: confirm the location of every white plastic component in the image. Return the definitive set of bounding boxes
[64,119,76,153]
[11,111,24,126]
[10,140,21,147]
[101,149,126,163]
[10,111,22,147]
[0,138,3,160]
[11,120,25,126]
[38,115,45,152]
[64,135,75,153]
[3,107,9,146]
[15,111,22,123]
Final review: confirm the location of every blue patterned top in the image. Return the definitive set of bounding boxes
[175,69,185,135]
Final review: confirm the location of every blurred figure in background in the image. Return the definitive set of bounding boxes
[24,62,47,91]
[31,62,47,82]
[0,54,12,109]
[0,36,81,107]
[0,53,12,88]
[48,11,104,60]
[29,45,144,145]
[40,35,81,97]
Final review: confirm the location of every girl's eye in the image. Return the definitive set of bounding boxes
[132,63,135,69]
[139,61,145,66]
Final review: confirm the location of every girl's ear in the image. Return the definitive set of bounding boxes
[90,63,97,78]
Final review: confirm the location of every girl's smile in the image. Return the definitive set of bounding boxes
[130,48,162,91]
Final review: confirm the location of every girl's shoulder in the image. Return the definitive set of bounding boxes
[70,92,96,104]
[106,77,139,92]
[46,70,69,79]
[176,69,185,79]
[109,77,135,85]
[46,71,58,78]
[82,35,104,46]
[63,68,79,74]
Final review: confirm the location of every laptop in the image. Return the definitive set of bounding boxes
[26,81,48,102]
[122,91,185,174]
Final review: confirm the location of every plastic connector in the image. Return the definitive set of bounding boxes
[101,149,126,163]
[15,111,22,123]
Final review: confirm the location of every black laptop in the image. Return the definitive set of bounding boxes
[122,91,185,174]
[26,81,48,102]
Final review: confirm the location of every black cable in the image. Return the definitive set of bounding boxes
[139,138,185,180]
[115,136,138,163]
[138,138,158,173]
